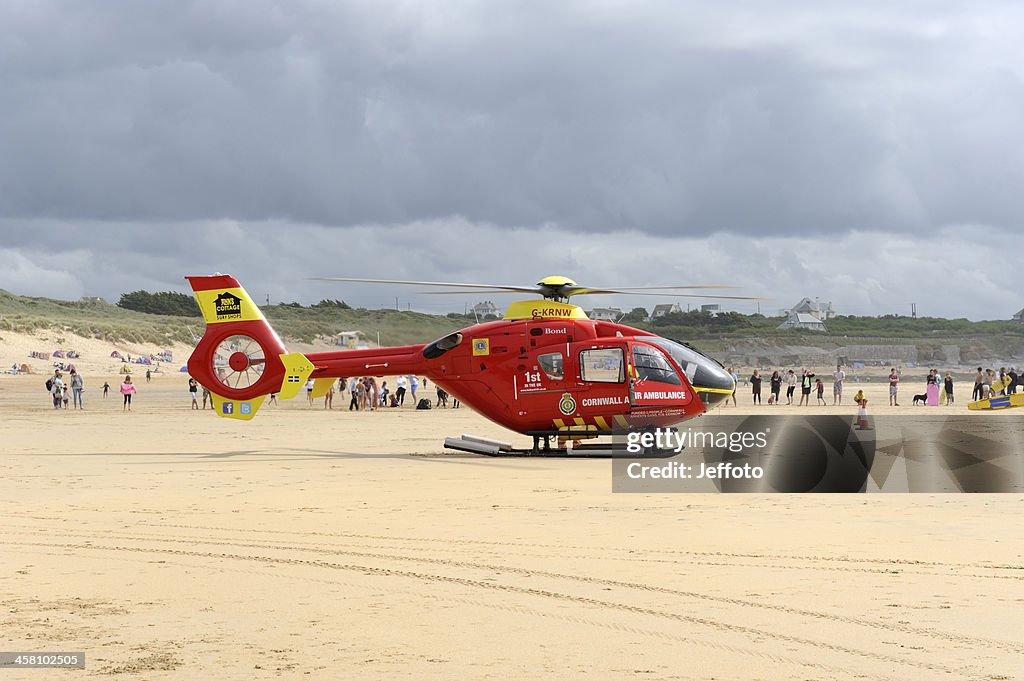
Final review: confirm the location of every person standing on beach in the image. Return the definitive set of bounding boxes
[121,375,136,411]
[189,377,199,409]
[50,371,65,409]
[786,369,797,405]
[769,371,782,405]
[944,372,954,404]
[395,375,408,406]
[70,369,85,410]
[324,383,334,409]
[750,369,762,404]
[368,378,380,411]
[800,369,815,406]
[973,367,984,401]
[832,364,846,405]
[102,381,110,398]
[146,369,152,383]
[409,375,419,405]
[816,378,826,405]
[348,378,360,411]
[305,378,315,406]
[856,399,870,430]
[888,368,900,406]
[202,385,212,409]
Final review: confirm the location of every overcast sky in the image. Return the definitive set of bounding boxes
[1,1,1022,319]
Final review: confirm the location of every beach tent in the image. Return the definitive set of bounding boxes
[110,351,123,359]
[52,351,65,358]
[179,366,189,373]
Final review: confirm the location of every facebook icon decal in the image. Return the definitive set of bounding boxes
[222,403,234,415]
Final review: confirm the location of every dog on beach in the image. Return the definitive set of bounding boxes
[913,393,928,405]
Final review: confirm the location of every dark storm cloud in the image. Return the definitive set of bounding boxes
[2,221,1022,321]
[3,1,1023,236]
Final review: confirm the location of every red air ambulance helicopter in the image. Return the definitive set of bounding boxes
[186,274,754,455]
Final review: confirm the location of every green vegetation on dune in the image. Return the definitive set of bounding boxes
[1,289,1022,351]
[117,290,201,317]
[262,304,466,345]
[0,289,466,347]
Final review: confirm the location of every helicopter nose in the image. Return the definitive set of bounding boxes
[692,357,735,409]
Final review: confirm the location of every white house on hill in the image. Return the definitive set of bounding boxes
[778,313,827,332]
[587,307,623,321]
[787,297,834,320]
[650,303,682,320]
[1013,308,1024,323]
[472,301,501,318]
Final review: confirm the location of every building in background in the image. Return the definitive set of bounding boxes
[472,301,500,319]
[334,331,366,349]
[587,307,624,321]
[786,297,835,320]
[778,313,827,332]
[650,303,682,320]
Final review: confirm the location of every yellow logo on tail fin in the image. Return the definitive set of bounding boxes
[194,287,264,325]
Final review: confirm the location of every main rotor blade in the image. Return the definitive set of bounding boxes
[421,288,766,300]
[313,277,539,294]
[419,290,540,295]
[564,287,766,300]
[588,285,739,291]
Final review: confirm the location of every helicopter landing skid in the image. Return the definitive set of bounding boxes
[443,433,677,458]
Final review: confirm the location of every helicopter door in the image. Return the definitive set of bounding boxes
[575,343,631,412]
[515,348,569,425]
[628,341,690,409]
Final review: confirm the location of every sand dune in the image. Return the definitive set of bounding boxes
[1,365,1022,679]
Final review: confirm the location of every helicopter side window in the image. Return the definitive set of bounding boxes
[632,344,682,385]
[579,348,625,383]
[423,332,463,359]
[537,352,564,380]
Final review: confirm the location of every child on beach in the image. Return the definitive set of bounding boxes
[856,399,871,429]
[102,381,110,398]
[121,375,136,411]
[815,378,826,405]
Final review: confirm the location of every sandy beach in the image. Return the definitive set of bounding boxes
[1,342,1023,680]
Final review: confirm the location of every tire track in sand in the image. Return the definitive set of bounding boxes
[3,523,1016,657]
[0,538,990,680]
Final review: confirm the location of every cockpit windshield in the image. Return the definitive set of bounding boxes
[640,336,735,393]
[632,343,682,385]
